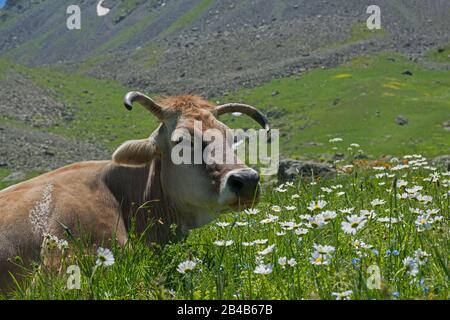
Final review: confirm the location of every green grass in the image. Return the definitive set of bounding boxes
[114,0,147,21]
[163,0,213,35]
[220,53,450,159]
[0,169,43,190]
[3,52,449,160]
[0,168,12,190]
[3,155,448,300]
[426,45,450,63]
[0,52,449,300]
[345,22,387,44]
[0,60,159,151]
[321,22,387,52]
[1,52,449,192]
[92,6,162,55]
[131,42,164,68]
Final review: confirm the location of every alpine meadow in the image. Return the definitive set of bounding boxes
[0,0,449,301]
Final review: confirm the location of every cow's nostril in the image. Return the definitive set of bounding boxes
[226,170,260,197]
[228,174,245,194]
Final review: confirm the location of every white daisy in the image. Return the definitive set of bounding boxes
[321,187,333,193]
[278,257,287,267]
[260,214,279,224]
[360,209,376,219]
[275,186,287,193]
[340,208,354,214]
[318,210,337,222]
[308,215,327,229]
[287,258,297,267]
[310,244,335,266]
[216,222,231,228]
[214,240,234,247]
[371,199,386,206]
[295,228,309,236]
[403,257,419,277]
[96,247,115,267]
[271,205,282,212]
[307,200,327,212]
[414,249,430,266]
[416,194,432,204]
[341,215,367,235]
[244,208,260,215]
[415,214,432,232]
[258,244,276,256]
[242,242,255,247]
[332,290,353,300]
[253,239,269,245]
[254,264,273,275]
[406,186,423,194]
[279,221,298,230]
[285,182,295,188]
[177,260,197,274]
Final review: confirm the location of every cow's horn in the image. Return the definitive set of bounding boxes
[214,103,270,132]
[124,91,165,120]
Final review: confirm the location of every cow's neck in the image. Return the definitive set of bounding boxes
[102,160,183,244]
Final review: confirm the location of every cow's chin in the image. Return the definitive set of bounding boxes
[220,196,259,211]
[228,201,258,211]
[218,184,260,211]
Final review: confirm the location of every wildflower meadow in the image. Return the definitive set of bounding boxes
[4,145,449,300]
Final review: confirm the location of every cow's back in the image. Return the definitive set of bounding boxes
[0,160,127,290]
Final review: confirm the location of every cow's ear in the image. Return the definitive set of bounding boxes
[112,139,157,167]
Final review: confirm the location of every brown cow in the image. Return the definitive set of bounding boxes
[0,92,270,290]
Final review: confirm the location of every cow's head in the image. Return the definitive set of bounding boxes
[112,92,270,224]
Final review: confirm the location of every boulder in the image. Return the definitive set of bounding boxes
[442,120,450,131]
[395,116,409,126]
[278,159,336,183]
[2,171,26,182]
[432,155,450,171]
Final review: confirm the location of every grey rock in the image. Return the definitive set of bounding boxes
[354,154,369,160]
[395,116,409,126]
[442,120,450,131]
[333,153,345,161]
[278,159,336,183]
[432,155,450,171]
[2,171,26,182]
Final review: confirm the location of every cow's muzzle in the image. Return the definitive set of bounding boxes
[225,169,260,202]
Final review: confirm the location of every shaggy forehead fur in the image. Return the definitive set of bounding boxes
[157,95,220,130]
[157,95,215,113]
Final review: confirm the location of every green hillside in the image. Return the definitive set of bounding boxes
[1,52,449,181]
[222,53,450,159]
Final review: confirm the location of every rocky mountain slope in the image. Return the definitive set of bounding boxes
[0,0,449,187]
[1,0,449,95]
